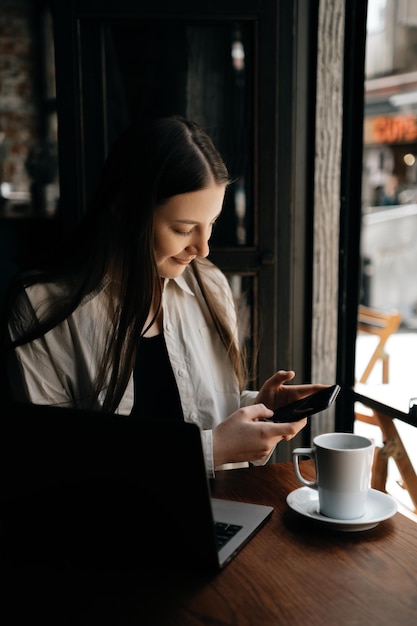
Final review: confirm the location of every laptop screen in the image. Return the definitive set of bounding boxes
[0,402,226,570]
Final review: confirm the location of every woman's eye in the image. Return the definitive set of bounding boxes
[175,229,193,236]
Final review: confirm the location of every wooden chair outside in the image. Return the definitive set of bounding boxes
[355,305,402,426]
[357,305,402,386]
[355,305,417,511]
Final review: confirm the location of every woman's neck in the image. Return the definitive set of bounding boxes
[142,306,163,337]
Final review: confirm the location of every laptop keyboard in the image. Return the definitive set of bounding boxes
[214,521,243,549]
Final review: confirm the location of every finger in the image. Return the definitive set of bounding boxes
[267,369,296,386]
[288,383,329,398]
[277,418,308,439]
[246,403,274,421]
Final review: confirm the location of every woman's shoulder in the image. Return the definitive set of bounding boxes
[8,273,109,324]
[6,271,112,346]
[11,275,73,309]
[6,274,62,311]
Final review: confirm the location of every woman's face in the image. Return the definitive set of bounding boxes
[153,185,226,279]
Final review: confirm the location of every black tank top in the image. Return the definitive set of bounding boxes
[131,333,184,421]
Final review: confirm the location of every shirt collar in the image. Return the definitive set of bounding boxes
[169,273,196,296]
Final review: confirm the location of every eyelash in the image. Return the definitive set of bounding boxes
[175,222,217,237]
[176,229,194,237]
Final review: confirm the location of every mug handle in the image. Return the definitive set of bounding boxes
[292,447,318,488]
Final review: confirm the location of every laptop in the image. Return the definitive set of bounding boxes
[0,402,273,572]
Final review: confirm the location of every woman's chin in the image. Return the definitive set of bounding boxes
[158,261,188,279]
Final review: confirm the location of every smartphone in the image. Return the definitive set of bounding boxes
[267,384,341,423]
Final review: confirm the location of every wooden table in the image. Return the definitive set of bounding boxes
[4,461,417,625]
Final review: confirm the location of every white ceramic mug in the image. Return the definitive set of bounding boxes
[292,432,374,520]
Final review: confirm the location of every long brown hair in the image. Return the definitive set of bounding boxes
[4,116,247,410]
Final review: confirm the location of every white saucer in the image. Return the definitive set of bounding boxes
[286,487,398,532]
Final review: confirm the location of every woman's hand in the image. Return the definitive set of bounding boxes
[255,370,328,413]
[212,403,307,467]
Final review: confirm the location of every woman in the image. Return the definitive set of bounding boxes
[3,115,324,475]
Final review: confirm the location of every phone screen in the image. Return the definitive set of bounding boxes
[269,384,341,423]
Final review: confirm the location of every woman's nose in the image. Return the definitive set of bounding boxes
[187,234,210,258]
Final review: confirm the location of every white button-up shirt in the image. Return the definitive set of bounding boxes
[8,264,264,475]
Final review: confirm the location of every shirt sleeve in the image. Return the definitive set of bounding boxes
[201,428,250,477]
[240,389,258,407]
[201,428,215,477]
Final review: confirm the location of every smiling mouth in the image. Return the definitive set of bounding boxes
[173,257,194,265]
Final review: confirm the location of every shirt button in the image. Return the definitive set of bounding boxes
[189,412,197,421]
[178,369,186,377]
